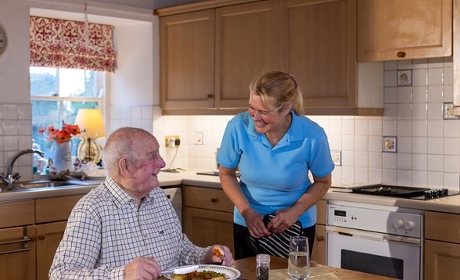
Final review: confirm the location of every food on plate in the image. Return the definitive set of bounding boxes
[172,270,226,280]
[212,246,224,258]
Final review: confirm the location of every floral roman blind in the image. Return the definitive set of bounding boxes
[30,16,116,72]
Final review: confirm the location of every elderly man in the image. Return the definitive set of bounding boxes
[50,127,234,279]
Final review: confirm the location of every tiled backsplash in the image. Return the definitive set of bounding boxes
[154,57,460,190]
[3,58,458,190]
[0,103,34,181]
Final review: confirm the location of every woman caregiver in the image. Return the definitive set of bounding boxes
[217,70,335,259]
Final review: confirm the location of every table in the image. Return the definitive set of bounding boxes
[232,256,397,280]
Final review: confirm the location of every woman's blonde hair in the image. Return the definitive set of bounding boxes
[249,70,304,115]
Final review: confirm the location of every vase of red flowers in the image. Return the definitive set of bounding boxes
[39,122,81,171]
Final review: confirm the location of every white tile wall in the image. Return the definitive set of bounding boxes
[0,103,34,181]
[151,57,460,191]
[5,60,454,189]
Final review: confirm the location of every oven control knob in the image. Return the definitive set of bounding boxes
[393,219,404,229]
[404,220,415,230]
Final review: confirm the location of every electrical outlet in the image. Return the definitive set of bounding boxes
[194,132,203,145]
[331,150,342,166]
[165,135,180,148]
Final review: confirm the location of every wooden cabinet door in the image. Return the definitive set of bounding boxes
[280,0,357,109]
[425,240,460,280]
[357,0,452,62]
[215,0,279,109]
[184,207,234,254]
[311,200,326,265]
[160,9,215,110]
[0,225,36,280]
[311,224,326,265]
[36,221,67,280]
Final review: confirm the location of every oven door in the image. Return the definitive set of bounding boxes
[326,226,421,280]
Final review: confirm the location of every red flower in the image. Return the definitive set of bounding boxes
[38,122,80,143]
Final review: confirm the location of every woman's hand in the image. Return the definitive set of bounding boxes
[266,210,299,234]
[241,208,271,238]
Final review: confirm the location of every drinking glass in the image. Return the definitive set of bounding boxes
[288,236,311,280]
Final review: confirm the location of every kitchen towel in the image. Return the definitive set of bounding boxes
[247,214,302,258]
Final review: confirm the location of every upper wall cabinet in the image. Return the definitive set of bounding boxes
[159,9,215,111]
[280,0,382,115]
[158,0,278,115]
[215,1,279,109]
[357,0,452,62]
[156,0,384,115]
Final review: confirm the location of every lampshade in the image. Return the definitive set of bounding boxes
[74,109,106,164]
[74,109,106,139]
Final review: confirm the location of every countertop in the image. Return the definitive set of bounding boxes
[2,169,460,215]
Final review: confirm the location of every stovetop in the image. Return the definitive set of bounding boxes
[349,184,460,200]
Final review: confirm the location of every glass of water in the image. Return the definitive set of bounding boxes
[288,236,311,279]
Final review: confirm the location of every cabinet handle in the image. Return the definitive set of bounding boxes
[316,235,324,242]
[38,235,46,240]
[207,94,214,99]
[397,51,406,58]
[210,197,218,203]
[0,236,32,255]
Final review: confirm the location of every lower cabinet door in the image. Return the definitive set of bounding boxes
[36,221,67,280]
[311,224,326,265]
[184,207,234,254]
[0,225,36,280]
[425,240,460,280]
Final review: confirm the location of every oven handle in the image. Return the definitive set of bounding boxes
[326,226,421,247]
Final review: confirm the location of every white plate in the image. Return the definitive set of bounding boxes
[163,264,241,279]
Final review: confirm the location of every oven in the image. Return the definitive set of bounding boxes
[326,201,424,280]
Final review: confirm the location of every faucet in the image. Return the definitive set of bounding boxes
[0,149,45,187]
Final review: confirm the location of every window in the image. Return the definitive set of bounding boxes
[30,66,105,160]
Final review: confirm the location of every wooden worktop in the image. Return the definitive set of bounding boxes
[232,256,396,280]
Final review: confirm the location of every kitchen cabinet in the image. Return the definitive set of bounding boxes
[158,0,278,115]
[0,225,36,280]
[36,221,67,280]
[183,185,234,253]
[424,211,460,279]
[280,0,382,115]
[0,200,36,280]
[0,194,84,280]
[159,9,215,112]
[35,195,84,279]
[311,199,326,265]
[156,0,384,116]
[357,0,452,62]
[451,0,460,115]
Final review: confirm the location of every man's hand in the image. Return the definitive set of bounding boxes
[205,245,235,266]
[124,256,161,280]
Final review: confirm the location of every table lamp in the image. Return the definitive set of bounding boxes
[74,109,106,164]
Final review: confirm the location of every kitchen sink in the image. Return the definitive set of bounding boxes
[5,179,102,192]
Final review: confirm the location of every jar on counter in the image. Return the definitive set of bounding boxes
[256,254,270,280]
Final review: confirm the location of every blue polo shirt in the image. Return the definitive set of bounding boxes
[217,111,335,228]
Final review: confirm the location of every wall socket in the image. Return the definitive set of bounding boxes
[194,132,203,145]
[165,135,180,148]
[331,150,342,166]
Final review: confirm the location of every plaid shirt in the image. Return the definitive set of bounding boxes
[50,177,209,279]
